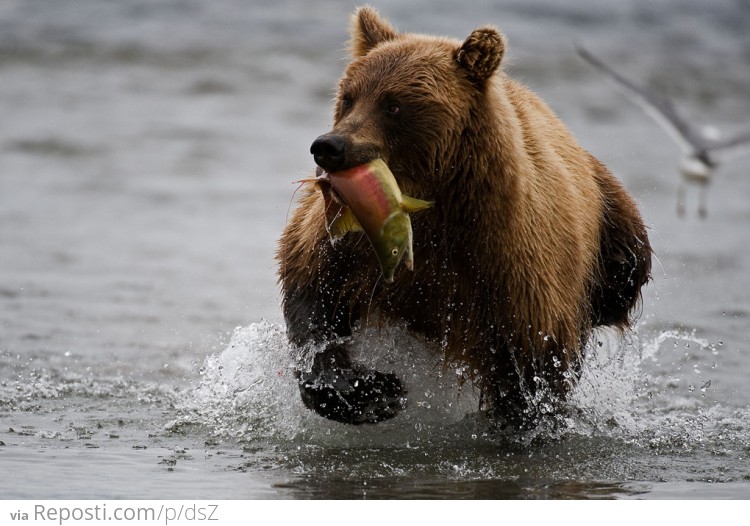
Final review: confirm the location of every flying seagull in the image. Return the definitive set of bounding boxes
[576,44,750,218]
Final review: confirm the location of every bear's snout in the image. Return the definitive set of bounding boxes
[311,134,348,172]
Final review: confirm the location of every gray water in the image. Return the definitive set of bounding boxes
[2,0,750,499]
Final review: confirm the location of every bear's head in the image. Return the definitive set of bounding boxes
[310,7,506,195]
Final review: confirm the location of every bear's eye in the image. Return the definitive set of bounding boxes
[386,103,401,115]
[340,95,352,111]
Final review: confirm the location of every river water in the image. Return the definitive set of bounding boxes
[2,0,750,499]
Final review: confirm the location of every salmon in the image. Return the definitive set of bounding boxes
[302,159,433,283]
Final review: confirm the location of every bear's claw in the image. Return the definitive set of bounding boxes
[298,366,406,425]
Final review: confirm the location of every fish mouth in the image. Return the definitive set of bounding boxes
[312,167,346,205]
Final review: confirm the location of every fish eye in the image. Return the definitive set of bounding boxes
[391,248,398,256]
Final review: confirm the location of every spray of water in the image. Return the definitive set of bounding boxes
[173,321,749,454]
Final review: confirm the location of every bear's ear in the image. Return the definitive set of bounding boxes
[456,27,505,83]
[350,6,398,58]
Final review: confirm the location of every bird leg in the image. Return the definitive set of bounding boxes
[676,183,687,218]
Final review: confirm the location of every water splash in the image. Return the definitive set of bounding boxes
[174,321,750,456]
[168,321,305,441]
[565,327,646,437]
[568,326,750,453]
[0,367,170,410]
[170,321,484,446]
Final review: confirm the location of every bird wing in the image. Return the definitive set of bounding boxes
[704,128,750,162]
[575,44,709,155]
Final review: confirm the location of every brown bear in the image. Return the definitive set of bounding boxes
[277,7,651,427]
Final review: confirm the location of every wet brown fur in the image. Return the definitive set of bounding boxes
[277,7,651,419]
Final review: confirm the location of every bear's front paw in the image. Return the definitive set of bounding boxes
[298,367,406,425]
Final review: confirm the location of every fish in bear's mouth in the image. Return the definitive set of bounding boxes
[300,159,433,283]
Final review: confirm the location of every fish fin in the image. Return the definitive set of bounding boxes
[401,195,434,213]
[404,243,414,271]
[329,207,363,239]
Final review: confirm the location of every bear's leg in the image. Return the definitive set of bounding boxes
[484,350,580,430]
[591,165,652,329]
[296,345,405,424]
[283,284,406,425]
[489,385,532,428]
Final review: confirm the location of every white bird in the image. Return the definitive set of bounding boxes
[576,44,750,218]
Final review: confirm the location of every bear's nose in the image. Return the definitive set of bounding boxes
[310,134,347,172]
